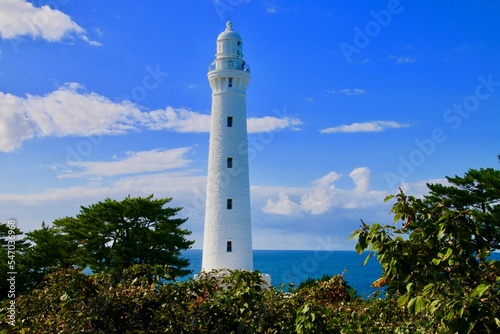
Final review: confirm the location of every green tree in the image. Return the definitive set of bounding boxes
[351,164,500,333]
[53,195,194,279]
[22,222,79,288]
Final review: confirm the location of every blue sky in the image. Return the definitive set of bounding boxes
[1,0,499,250]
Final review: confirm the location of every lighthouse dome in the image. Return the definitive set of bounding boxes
[217,21,242,41]
[210,21,249,72]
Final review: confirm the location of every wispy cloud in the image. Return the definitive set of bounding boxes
[0,83,303,152]
[54,148,193,178]
[320,120,409,134]
[326,88,366,96]
[0,0,100,45]
[266,5,278,14]
[248,116,302,133]
[340,88,366,96]
[0,171,206,212]
[388,55,415,64]
[453,45,470,52]
[147,108,211,133]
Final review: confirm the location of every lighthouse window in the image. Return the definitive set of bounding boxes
[227,157,233,168]
[227,198,233,210]
[237,42,242,56]
[227,241,232,252]
[228,77,233,87]
[227,116,233,127]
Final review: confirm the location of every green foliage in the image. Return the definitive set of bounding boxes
[1,267,433,333]
[2,164,499,332]
[294,274,352,333]
[0,268,291,333]
[22,222,79,289]
[350,165,500,333]
[1,266,174,333]
[296,274,353,306]
[0,195,193,298]
[53,195,194,279]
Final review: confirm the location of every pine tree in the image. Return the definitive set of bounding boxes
[52,195,194,279]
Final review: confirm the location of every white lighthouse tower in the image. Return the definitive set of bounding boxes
[201,21,253,272]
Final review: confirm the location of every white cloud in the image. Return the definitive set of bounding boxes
[301,171,342,214]
[0,92,36,152]
[266,6,278,14]
[248,116,302,133]
[81,35,102,47]
[388,55,416,64]
[261,168,388,216]
[399,178,449,198]
[0,83,144,151]
[0,0,99,45]
[326,88,366,95]
[262,192,302,215]
[339,88,366,96]
[148,111,302,134]
[0,83,303,152]
[320,120,409,134]
[342,168,386,209]
[147,107,211,133]
[56,147,193,178]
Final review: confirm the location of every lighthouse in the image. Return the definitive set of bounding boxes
[201,21,253,272]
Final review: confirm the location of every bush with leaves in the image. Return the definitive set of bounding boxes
[1,265,437,333]
[350,164,500,333]
[292,274,428,333]
[0,268,296,333]
[0,265,174,333]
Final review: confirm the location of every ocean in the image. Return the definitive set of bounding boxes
[181,250,383,297]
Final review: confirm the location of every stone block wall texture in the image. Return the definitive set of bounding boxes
[202,92,253,271]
